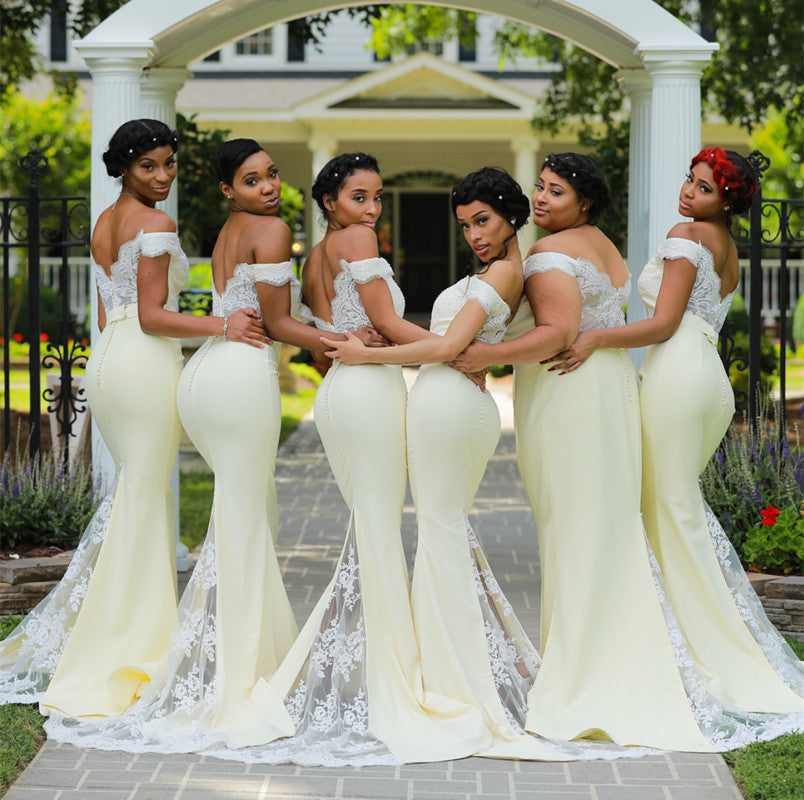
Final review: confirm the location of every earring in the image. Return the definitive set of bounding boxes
[724,205,731,211]
[510,218,515,224]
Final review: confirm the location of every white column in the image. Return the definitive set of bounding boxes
[307,133,336,246]
[141,67,191,223]
[74,42,152,492]
[636,45,717,255]
[616,68,652,327]
[511,135,539,255]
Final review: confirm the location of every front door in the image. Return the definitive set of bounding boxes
[396,192,451,316]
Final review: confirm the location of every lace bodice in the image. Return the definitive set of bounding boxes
[211,261,300,318]
[93,230,189,313]
[429,275,511,344]
[523,252,629,333]
[315,257,405,333]
[638,238,734,332]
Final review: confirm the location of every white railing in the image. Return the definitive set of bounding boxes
[738,259,804,325]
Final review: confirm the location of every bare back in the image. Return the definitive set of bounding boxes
[91,200,174,276]
[211,213,290,295]
[301,224,379,325]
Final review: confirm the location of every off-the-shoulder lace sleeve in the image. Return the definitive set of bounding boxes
[657,238,708,270]
[298,302,314,325]
[466,277,510,319]
[523,251,577,279]
[339,257,393,284]
[138,230,185,259]
[252,261,297,287]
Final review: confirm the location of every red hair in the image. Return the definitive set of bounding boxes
[690,147,758,214]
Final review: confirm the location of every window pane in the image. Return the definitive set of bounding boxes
[235,29,274,56]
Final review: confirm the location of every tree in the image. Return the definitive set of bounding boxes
[0,1,127,98]
[0,87,92,199]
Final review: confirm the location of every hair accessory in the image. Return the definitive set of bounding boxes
[355,156,360,161]
[128,148,134,154]
[571,172,576,178]
[498,195,503,200]
[333,172,338,178]
[724,186,730,191]
[152,137,157,142]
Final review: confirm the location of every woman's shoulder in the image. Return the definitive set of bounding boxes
[134,207,176,235]
[325,224,379,264]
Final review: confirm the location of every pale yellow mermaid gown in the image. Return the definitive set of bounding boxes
[514,252,715,751]
[43,262,301,752]
[253,257,489,765]
[638,238,804,716]
[0,231,186,717]
[407,275,564,761]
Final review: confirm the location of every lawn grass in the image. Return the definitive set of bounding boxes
[0,616,44,799]
[723,637,804,800]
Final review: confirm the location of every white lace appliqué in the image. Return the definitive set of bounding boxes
[212,261,300,319]
[523,252,629,333]
[105,230,189,311]
[638,238,734,332]
[325,258,405,333]
[429,276,511,344]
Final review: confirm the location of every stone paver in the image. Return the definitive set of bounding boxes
[5,375,742,800]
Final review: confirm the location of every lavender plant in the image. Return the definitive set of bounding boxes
[701,406,804,568]
[0,441,100,551]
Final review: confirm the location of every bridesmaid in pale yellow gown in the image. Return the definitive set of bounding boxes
[0,120,266,717]
[323,167,567,760]
[453,153,719,750]
[551,148,804,722]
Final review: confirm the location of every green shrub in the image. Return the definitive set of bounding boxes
[0,441,100,550]
[742,505,804,574]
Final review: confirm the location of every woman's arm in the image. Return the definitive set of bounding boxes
[135,217,269,346]
[452,270,581,372]
[323,300,490,365]
[547,256,696,373]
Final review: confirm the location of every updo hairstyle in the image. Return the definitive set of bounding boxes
[689,147,759,216]
[102,119,178,178]
[311,152,380,219]
[450,167,530,231]
[215,138,265,185]
[540,152,611,224]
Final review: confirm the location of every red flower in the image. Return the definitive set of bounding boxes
[760,505,780,526]
[12,333,24,343]
[39,332,49,342]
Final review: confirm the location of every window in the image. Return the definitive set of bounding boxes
[287,19,306,63]
[49,5,68,63]
[235,29,274,56]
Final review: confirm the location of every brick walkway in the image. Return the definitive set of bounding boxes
[5,376,742,800]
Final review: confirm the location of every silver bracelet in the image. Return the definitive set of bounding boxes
[222,315,229,340]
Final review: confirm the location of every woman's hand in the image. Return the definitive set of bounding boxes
[542,330,598,374]
[450,340,493,373]
[353,326,390,348]
[226,308,272,347]
[462,368,488,392]
[321,331,374,365]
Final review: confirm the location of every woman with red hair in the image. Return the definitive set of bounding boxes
[549,148,804,715]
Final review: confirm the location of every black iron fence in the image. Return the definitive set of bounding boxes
[1,149,90,465]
